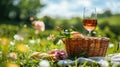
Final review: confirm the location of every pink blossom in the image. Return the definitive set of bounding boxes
[29,17,34,22]
[48,49,68,60]
[9,52,18,59]
[33,21,45,31]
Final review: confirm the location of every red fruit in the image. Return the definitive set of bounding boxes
[54,50,68,60]
[48,49,68,60]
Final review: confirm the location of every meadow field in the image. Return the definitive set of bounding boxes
[0,15,120,67]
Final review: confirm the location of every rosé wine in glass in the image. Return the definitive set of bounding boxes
[83,7,97,36]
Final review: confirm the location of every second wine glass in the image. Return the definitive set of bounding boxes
[83,7,97,36]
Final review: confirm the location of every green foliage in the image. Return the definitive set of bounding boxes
[73,18,88,34]
[18,0,44,20]
[97,9,112,18]
[42,16,56,30]
[53,36,62,45]
[0,8,120,66]
[0,0,44,20]
[60,20,71,29]
[0,21,120,67]
[53,29,72,45]
[0,24,19,37]
[98,14,120,40]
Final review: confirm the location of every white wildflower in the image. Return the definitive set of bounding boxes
[0,51,2,54]
[57,39,63,45]
[36,39,40,44]
[29,40,35,44]
[23,24,27,28]
[109,43,114,48]
[39,60,50,67]
[25,45,30,49]
[47,37,50,40]
[14,34,24,41]
[47,34,55,41]
[10,41,15,46]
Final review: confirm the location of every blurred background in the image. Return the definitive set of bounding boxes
[0,0,120,42]
[0,0,120,66]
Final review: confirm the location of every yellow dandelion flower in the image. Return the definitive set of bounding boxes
[0,38,9,58]
[6,63,20,67]
[0,37,10,45]
[16,44,28,53]
[40,41,46,46]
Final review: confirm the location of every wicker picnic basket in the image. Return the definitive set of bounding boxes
[63,37,109,58]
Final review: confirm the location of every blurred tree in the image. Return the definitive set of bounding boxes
[99,21,110,29]
[103,9,112,17]
[42,16,56,30]
[0,0,44,21]
[0,0,13,20]
[60,19,71,29]
[97,9,112,18]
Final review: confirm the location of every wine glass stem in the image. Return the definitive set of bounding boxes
[88,31,91,36]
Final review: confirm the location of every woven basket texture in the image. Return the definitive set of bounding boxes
[63,37,109,58]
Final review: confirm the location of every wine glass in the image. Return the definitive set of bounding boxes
[83,7,97,36]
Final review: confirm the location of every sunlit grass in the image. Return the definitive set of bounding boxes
[98,15,120,25]
[0,19,120,66]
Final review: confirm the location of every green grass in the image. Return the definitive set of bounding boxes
[0,15,120,66]
[98,15,120,25]
[0,35,119,67]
